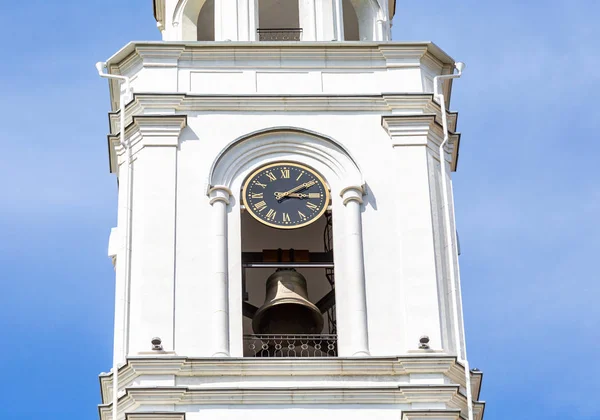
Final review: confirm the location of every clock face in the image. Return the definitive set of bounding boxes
[242,162,330,229]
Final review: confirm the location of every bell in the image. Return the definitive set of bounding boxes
[252,269,324,334]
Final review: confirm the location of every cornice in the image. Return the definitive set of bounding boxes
[106,41,454,71]
[381,114,461,171]
[108,115,187,173]
[101,42,455,111]
[99,385,480,420]
[402,410,463,420]
[99,356,482,406]
[127,414,184,420]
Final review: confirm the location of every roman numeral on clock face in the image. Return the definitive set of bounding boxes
[243,162,331,229]
[306,202,318,211]
[266,209,277,220]
[254,201,267,212]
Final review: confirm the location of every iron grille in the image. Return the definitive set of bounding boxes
[257,28,303,41]
[244,334,337,357]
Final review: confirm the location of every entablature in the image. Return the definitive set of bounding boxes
[105,92,460,174]
[101,42,456,111]
[98,356,482,408]
[99,384,484,420]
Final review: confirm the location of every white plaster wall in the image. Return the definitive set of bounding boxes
[128,145,177,355]
[106,41,463,371]
[118,111,459,358]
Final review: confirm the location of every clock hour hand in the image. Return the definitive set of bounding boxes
[286,193,321,199]
[274,180,317,200]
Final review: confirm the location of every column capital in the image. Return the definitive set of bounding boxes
[381,114,460,171]
[340,185,365,206]
[108,115,188,173]
[208,185,233,205]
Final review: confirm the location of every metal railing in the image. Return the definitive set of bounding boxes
[244,334,337,357]
[257,28,303,41]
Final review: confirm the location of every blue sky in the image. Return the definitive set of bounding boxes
[0,0,598,419]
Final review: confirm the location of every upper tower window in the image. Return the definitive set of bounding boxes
[258,0,302,41]
[196,0,214,41]
[343,0,380,41]
[343,0,359,41]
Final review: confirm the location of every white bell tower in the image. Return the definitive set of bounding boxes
[96,1,485,420]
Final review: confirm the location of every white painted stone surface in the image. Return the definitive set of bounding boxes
[97,1,482,419]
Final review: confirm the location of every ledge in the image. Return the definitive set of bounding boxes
[99,384,484,420]
[99,356,482,407]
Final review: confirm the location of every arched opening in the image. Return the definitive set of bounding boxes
[343,0,359,41]
[258,0,302,41]
[344,0,381,41]
[196,0,214,41]
[208,127,367,357]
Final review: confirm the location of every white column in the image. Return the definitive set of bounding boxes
[299,0,317,41]
[334,0,344,40]
[209,185,233,357]
[216,0,239,40]
[341,185,370,356]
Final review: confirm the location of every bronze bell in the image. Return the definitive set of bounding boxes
[252,269,324,334]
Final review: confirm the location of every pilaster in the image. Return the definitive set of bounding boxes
[381,114,460,353]
[117,115,186,357]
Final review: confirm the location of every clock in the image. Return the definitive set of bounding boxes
[242,162,330,229]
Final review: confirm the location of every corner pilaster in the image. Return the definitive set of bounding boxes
[381,114,460,353]
[114,115,186,358]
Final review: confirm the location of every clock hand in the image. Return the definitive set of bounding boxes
[274,180,317,200]
[287,193,321,199]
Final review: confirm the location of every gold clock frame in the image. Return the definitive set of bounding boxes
[241,161,331,229]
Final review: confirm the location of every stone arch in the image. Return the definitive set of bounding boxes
[345,0,384,41]
[197,0,215,41]
[173,0,210,41]
[207,127,364,195]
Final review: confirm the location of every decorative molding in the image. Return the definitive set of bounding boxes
[207,128,364,193]
[136,46,186,68]
[108,115,187,173]
[341,185,366,205]
[208,186,233,206]
[99,356,483,405]
[402,410,462,420]
[108,94,457,136]
[127,414,185,420]
[106,41,454,70]
[381,114,460,171]
[101,42,458,111]
[99,385,484,420]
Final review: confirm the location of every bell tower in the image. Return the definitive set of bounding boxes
[96,1,485,420]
